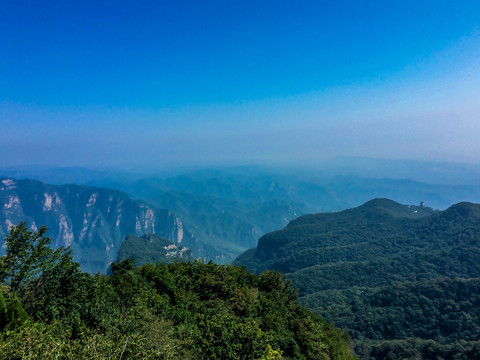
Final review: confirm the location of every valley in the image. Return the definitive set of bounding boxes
[2,165,480,359]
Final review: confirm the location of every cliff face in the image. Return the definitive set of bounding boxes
[0,178,194,273]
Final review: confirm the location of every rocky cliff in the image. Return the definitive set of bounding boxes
[0,177,203,273]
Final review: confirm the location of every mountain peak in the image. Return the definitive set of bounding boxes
[360,198,401,208]
[441,202,480,220]
[357,198,434,219]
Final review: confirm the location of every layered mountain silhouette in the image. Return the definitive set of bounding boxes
[115,167,480,263]
[3,165,480,265]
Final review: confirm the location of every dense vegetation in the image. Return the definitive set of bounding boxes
[0,222,356,359]
[4,167,480,268]
[302,278,480,359]
[113,167,480,263]
[235,199,480,359]
[117,234,194,267]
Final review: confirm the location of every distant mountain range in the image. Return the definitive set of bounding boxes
[0,177,216,273]
[3,158,480,186]
[2,163,480,266]
[115,167,480,262]
[234,199,480,358]
[2,164,480,357]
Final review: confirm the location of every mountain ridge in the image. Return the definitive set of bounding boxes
[0,177,213,272]
[234,198,480,358]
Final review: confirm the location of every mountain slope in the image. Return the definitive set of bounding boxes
[0,178,208,273]
[117,233,194,267]
[6,166,480,266]
[234,199,480,359]
[116,168,480,264]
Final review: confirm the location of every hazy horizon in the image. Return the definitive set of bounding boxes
[2,1,480,168]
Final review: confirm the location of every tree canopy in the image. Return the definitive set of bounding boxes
[0,223,356,359]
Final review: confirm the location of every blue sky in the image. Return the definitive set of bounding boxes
[1,1,480,168]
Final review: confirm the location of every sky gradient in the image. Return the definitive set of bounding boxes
[1,1,480,168]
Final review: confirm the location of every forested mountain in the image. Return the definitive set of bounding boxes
[0,223,357,359]
[2,169,480,358]
[0,178,217,273]
[117,234,194,267]
[234,199,480,359]
[115,167,480,264]
[3,165,480,266]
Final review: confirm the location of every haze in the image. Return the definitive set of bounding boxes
[1,1,480,169]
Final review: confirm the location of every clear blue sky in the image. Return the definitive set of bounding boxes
[1,0,480,168]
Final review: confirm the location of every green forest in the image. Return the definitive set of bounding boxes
[235,199,480,359]
[0,223,356,360]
